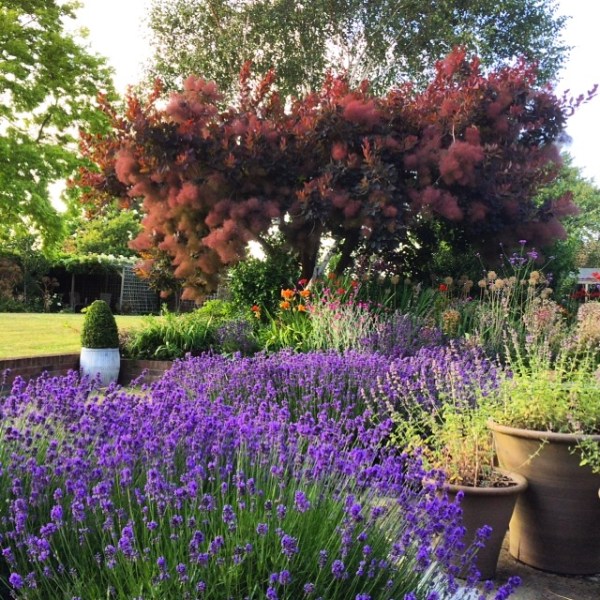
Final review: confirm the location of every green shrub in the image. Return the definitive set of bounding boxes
[228,246,300,318]
[121,305,231,360]
[81,300,119,348]
[0,298,27,312]
[195,298,238,321]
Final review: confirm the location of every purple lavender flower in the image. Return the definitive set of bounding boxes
[280,534,299,558]
[50,504,63,523]
[266,586,278,600]
[9,573,23,589]
[331,559,346,579]
[301,582,314,595]
[222,504,237,530]
[294,491,311,513]
[278,569,292,585]
[209,535,225,555]
[176,563,188,582]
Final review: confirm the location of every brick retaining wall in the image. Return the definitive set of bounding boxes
[0,354,80,391]
[118,359,174,386]
[0,354,173,392]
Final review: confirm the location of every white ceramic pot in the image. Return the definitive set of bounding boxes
[80,347,120,386]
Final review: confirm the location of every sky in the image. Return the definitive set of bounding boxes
[73,0,600,183]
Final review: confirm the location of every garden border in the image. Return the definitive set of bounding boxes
[0,354,173,392]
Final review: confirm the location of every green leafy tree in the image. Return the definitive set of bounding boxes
[0,0,113,249]
[64,203,142,257]
[228,237,301,317]
[146,0,567,97]
[0,225,52,304]
[533,156,600,296]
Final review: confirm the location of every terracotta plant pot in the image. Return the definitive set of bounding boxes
[489,421,600,575]
[445,469,527,580]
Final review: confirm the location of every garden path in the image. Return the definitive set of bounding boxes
[494,535,599,599]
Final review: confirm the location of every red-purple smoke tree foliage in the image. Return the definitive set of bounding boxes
[77,49,594,301]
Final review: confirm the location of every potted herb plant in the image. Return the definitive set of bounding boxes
[80,299,120,386]
[377,344,527,580]
[488,330,600,575]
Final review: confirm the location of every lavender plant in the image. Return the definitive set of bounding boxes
[370,343,503,487]
[0,353,520,598]
[215,317,259,356]
[360,312,444,359]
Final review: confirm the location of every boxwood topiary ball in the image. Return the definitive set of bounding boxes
[81,300,119,348]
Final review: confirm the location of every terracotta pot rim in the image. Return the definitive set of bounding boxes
[444,468,528,496]
[487,419,600,443]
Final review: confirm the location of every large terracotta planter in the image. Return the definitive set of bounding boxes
[80,347,120,386]
[489,421,600,574]
[446,469,527,580]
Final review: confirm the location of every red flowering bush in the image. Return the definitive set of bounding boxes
[76,50,593,300]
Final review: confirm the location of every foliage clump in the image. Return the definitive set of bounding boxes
[81,300,119,348]
[121,300,244,359]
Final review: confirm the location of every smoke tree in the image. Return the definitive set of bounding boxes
[76,49,593,301]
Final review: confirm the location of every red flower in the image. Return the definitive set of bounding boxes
[439,284,448,292]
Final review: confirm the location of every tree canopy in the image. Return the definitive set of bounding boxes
[146,0,568,98]
[0,0,113,249]
[63,202,142,257]
[76,50,594,301]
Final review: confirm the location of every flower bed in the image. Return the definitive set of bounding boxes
[0,352,521,598]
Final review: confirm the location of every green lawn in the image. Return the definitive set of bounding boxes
[0,313,147,359]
